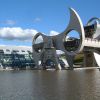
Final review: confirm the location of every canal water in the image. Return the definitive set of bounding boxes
[0,69,100,100]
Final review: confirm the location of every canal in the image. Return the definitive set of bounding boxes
[0,69,100,100]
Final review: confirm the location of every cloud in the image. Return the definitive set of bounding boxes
[0,27,38,41]
[5,20,16,25]
[35,35,43,44]
[0,28,62,43]
[49,30,69,39]
[49,30,59,36]
[34,18,41,22]
[0,20,16,26]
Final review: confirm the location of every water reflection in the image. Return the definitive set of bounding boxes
[0,69,99,100]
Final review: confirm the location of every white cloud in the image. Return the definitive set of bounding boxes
[35,35,43,44]
[0,20,16,26]
[34,17,41,22]
[5,20,16,25]
[0,28,62,43]
[49,30,59,36]
[0,27,38,41]
[49,30,70,40]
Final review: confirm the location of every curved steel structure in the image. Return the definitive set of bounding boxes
[32,8,100,70]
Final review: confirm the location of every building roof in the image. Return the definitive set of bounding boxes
[0,45,32,54]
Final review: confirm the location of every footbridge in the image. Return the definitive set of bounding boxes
[84,38,100,48]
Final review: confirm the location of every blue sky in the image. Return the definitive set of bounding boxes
[0,0,99,46]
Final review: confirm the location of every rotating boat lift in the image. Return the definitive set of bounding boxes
[32,8,100,70]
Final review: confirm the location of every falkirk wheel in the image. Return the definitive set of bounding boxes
[32,8,100,70]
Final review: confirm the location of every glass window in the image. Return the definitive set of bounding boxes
[6,49,10,52]
[12,50,19,52]
[0,49,4,53]
[22,50,25,52]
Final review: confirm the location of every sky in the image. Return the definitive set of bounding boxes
[0,0,99,46]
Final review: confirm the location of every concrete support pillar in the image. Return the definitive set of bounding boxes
[34,58,41,69]
[83,51,95,67]
[41,48,61,70]
[65,54,75,70]
[54,57,61,70]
